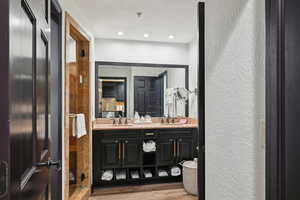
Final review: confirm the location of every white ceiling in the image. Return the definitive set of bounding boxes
[69,0,199,43]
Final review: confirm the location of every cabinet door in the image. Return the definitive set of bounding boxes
[122,138,141,167]
[177,138,194,162]
[101,139,121,168]
[157,138,176,166]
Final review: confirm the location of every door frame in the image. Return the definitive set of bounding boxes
[0,0,9,199]
[197,2,205,200]
[265,0,285,200]
[64,12,92,199]
[50,0,63,199]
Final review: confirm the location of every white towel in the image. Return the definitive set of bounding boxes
[116,170,126,180]
[101,170,113,181]
[171,166,181,177]
[158,169,168,177]
[75,114,87,138]
[143,170,153,178]
[71,116,76,137]
[130,171,140,179]
[143,140,156,152]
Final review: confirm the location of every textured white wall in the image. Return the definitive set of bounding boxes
[206,0,265,200]
[95,38,189,65]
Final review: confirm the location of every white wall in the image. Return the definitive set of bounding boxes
[188,37,199,118]
[166,68,186,117]
[206,1,265,200]
[95,38,189,65]
[167,68,186,88]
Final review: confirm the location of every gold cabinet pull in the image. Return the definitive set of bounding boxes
[173,140,176,158]
[122,142,125,161]
[119,143,121,161]
[177,141,180,157]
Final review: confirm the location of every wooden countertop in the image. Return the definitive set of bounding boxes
[93,122,198,131]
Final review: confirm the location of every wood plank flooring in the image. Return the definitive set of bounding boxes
[92,183,183,196]
[90,188,197,200]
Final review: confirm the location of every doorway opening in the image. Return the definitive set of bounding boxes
[63,1,204,200]
[64,13,92,200]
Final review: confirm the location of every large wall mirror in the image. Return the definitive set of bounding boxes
[95,62,190,118]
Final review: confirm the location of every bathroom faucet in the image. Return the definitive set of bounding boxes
[118,117,122,125]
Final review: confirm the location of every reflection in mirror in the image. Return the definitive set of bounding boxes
[96,64,190,118]
[98,77,127,118]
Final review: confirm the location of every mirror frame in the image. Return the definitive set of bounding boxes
[95,61,189,118]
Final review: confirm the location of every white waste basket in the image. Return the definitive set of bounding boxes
[181,159,198,196]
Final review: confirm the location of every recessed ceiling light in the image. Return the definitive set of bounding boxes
[144,33,149,38]
[118,31,124,36]
[169,35,175,39]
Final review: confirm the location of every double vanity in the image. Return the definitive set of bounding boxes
[92,119,198,188]
[92,62,199,189]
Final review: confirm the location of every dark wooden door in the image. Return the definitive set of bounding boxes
[122,139,141,167]
[134,76,163,117]
[284,1,300,198]
[177,138,194,162]
[267,0,300,200]
[157,138,176,166]
[266,0,300,199]
[101,139,121,168]
[8,0,51,199]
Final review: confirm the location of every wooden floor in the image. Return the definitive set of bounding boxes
[89,188,197,200]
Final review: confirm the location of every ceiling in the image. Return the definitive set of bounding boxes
[69,0,199,43]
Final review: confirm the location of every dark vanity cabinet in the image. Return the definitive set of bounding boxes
[156,138,176,166]
[122,138,142,167]
[95,132,141,169]
[93,128,197,188]
[157,130,194,166]
[177,137,194,161]
[100,138,122,168]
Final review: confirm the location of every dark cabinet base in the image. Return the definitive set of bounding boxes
[93,128,197,189]
[95,175,182,188]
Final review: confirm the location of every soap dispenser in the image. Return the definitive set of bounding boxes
[134,112,140,124]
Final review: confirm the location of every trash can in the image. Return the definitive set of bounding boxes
[181,159,198,196]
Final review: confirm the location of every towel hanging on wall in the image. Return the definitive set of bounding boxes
[75,113,87,138]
